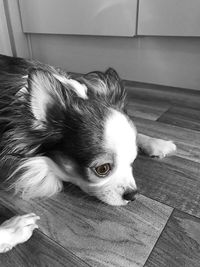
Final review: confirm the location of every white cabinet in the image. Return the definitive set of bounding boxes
[138,0,200,36]
[19,0,137,37]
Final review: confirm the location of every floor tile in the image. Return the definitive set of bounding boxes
[134,155,200,218]
[0,190,172,267]
[145,209,200,267]
[132,116,200,163]
[126,100,169,121]
[0,203,89,267]
[158,106,200,131]
[125,81,200,110]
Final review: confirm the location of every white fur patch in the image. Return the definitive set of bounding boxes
[31,90,49,121]
[8,157,65,199]
[105,110,137,168]
[53,74,88,99]
[97,109,138,205]
[17,86,28,96]
[30,77,52,121]
[30,72,66,122]
[0,213,40,253]
[16,87,28,101]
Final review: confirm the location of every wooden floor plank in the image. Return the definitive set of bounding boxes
[158,106,200,131]
[132,116,200,163]
[0,189,172,267]
[0,82,199,266]
[125,81,200,110]
[134,155,200,218]
[126,100,169,121]
[0,203,90,267]
[145,209,200,267]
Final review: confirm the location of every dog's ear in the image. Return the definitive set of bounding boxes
[105,68,121,84]
[28,69,66,123]
[105,68,126,109]
[81,68,126,109]
[27,69,88,124]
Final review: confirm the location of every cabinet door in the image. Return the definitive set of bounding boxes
[138,0,200,36]
[19,0,137,37]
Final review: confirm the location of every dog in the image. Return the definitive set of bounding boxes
[0,55,176,252]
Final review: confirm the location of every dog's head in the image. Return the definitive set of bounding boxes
[25,67,138,205]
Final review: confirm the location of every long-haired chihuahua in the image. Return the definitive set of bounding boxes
[0,54,176,252]
[0,54,176,206]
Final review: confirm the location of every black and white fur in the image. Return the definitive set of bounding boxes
[0,55,176,252]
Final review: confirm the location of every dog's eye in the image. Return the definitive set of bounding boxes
[94,163,111,177]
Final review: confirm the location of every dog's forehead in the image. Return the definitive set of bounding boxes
[104,109,137,160]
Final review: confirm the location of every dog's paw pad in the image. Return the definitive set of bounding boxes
[1,213,40,249]
[148,139,176,158]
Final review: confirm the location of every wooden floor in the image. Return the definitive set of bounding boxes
[1,81,200,267]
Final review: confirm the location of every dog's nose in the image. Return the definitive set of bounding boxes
[123,189,138,201]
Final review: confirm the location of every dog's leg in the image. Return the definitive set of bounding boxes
[137,134,176,158]
[0,213,40,253]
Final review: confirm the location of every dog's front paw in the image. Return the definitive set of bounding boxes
[0,213,40,252]
[0,243,13,253]
[145,138,176,158]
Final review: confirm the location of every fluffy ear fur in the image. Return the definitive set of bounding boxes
[27,69,67,123]
[105,68,126,109]
[79,68,126,109]
[27,69,88,127]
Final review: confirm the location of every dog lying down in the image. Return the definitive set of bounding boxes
[0,55,176,252]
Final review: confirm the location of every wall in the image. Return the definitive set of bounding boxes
[30,34,200,90]
[2,0,200,91]
[0,0,12,56]
[0,0,29,58]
